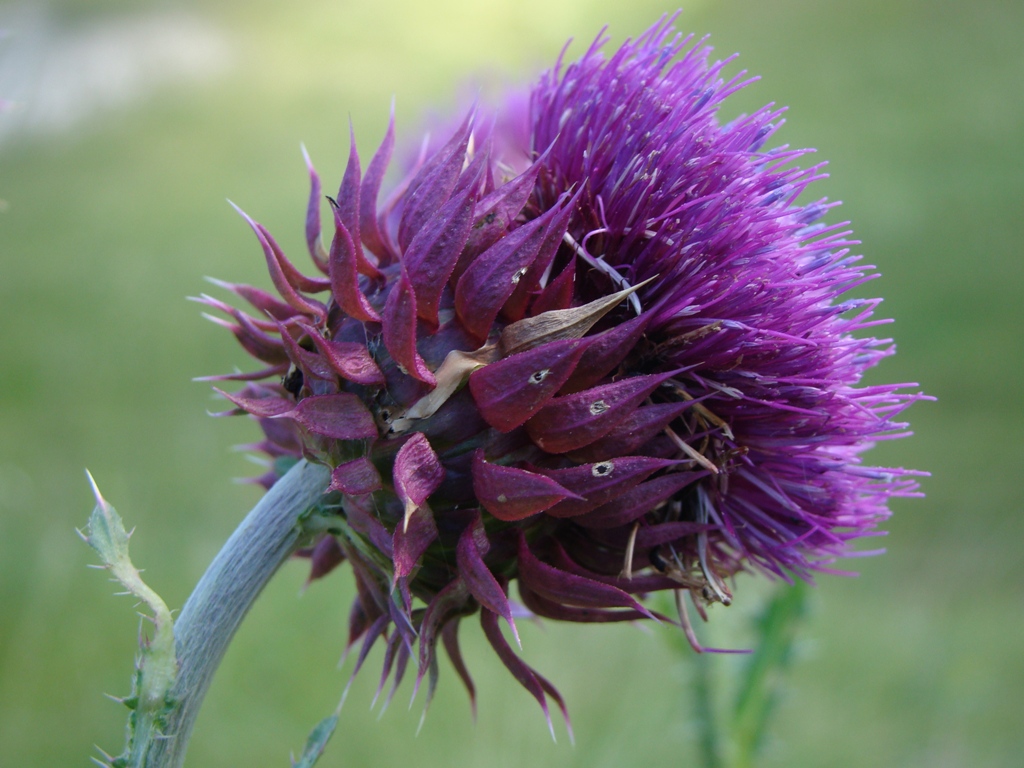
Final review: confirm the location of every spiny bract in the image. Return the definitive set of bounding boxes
[199,15,924,731]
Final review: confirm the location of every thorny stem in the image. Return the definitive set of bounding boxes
[147,459,331,768]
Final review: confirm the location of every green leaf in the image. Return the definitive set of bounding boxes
[730,580,808,767]
[291,713,340,768]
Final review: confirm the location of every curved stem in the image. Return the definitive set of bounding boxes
[148,459,331,768]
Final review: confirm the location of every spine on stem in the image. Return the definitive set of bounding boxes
[84,459,331,768]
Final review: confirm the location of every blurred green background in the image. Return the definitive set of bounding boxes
[1,0,1021,765]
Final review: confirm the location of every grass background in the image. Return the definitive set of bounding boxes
[1,0,1021,765]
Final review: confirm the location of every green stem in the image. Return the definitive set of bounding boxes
[730,580,808,768]
[146,459,331,768]
[693,650,722,768]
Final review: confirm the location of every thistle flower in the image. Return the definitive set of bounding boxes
[200,16,924,730]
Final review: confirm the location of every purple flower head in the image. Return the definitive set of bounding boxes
[200,16,925,728]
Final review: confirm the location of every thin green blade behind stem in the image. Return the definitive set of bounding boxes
[730,580,809,767]
[292,713,340,768]
[693,648,723,768]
